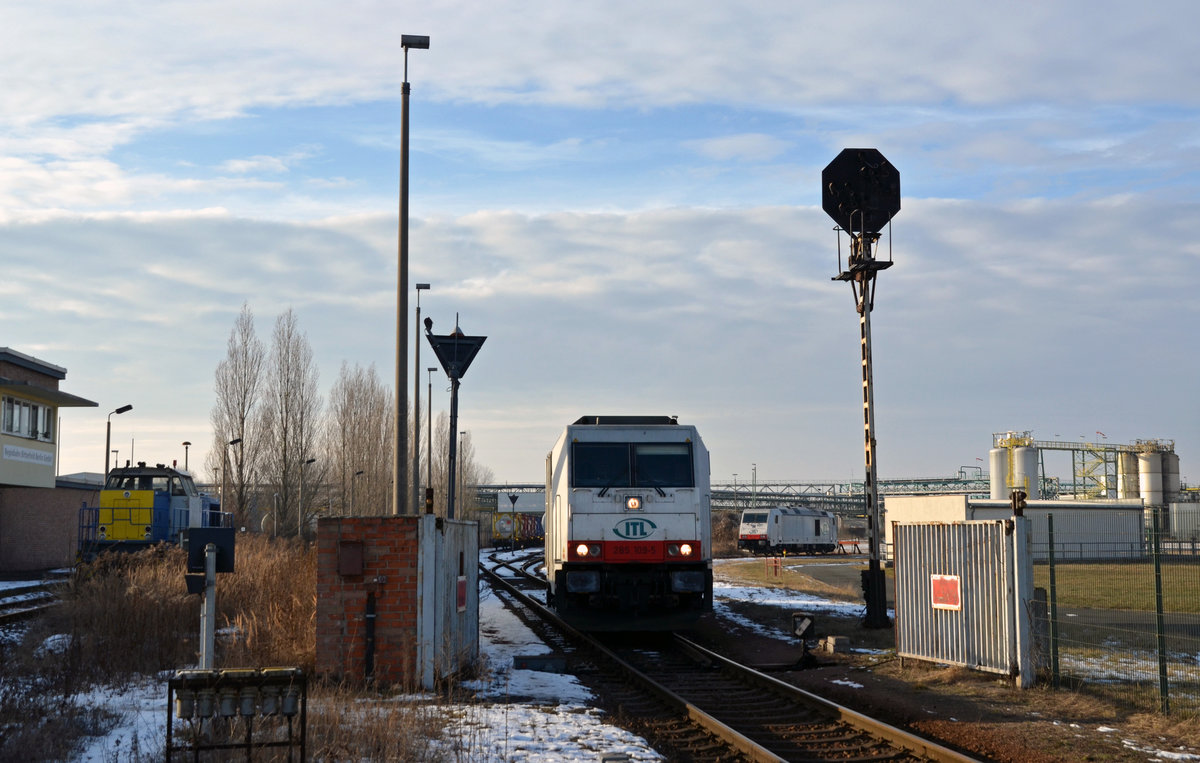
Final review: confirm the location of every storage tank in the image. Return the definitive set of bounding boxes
[1012,446,1040,499]
[989,448,1008,500]
[1163,451,1181,504]
[1138,452,1164,506]
[1117,452,1140,500]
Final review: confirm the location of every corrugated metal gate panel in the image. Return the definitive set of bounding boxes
[895,520,1021,677]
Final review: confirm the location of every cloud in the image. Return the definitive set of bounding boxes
[9,194,1197,482]
[686,134,790,162]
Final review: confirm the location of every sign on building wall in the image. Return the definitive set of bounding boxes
[3,444,54,466]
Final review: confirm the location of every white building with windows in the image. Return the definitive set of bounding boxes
[1,348,96,488]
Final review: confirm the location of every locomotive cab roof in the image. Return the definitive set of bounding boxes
[572,415,678,426]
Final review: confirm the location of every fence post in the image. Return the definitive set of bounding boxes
[1153,506,1170,713]
[1048,513,1060,689]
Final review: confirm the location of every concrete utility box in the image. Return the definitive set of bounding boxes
[315,515,478,689]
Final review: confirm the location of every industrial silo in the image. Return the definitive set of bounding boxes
[1138,452,1164,506]
[1117,452,1140,500]
[989,447,1008,500]
[1163,451,1181,504]
[1012,446,1040,499]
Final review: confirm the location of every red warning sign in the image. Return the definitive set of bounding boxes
[930,574,961,611]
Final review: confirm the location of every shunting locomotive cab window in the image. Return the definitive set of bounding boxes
[572,442,693,488]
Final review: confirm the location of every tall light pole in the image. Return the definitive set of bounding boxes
[221,437,241,517]
[182,441,191,471]
[752,463,757,508]
[393,33,430,517]
[104,405,132,475]
[299,457,316,538]
[823,147,900,629]
[412,282,430,515]
[350,470,364,515]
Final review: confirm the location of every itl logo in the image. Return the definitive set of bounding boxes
[613,517,657,539]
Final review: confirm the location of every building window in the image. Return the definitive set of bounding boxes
[2,396,54,442]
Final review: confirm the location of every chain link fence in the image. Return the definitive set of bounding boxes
[1031,507,1200,714]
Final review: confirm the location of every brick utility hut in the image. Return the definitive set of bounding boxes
[316,515,479,689]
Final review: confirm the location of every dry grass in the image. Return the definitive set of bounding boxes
[0,535,480,762]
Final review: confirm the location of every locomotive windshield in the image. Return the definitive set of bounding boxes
[103,469,198,497]
[572,441,694,488]
[742,512,768,524]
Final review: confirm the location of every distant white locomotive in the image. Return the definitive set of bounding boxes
[738,505,840,555]
[544,415,713,630]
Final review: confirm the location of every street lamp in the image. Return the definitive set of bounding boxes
[182,441,191,471]
[298,457,316,538]
[350,470,364,515]
[104,405,132,475]
[393,33,430,518]
[221,437,242,517]
[412,282,430,515]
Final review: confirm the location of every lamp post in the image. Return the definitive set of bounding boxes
[104,405,132,475]
[182,441,191,471]
[393,33,430,518]
[412,282,430,515]
[350,470,364,515]
[752,463,757,509]
[221,438,242,517]
[299,457,316,538]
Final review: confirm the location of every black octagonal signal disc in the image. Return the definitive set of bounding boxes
[822,148,900,235]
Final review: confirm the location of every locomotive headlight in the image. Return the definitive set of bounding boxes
[574,543,601,558]
[679,543,693,556]
[625,496,642,511]
[667,544,679,557]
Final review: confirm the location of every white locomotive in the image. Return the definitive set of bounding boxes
[544,415,713,630]
[738,505,840,555]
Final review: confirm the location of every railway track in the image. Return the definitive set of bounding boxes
[0,579,63,627]
[481,553,979,762]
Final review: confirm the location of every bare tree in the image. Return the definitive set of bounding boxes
[256,309,323,537]
[207,303,264,529]
[325,362,394,516]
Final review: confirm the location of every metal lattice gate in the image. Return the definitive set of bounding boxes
[893,518,1036,687]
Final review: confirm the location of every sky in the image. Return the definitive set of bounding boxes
[5,1,1199,488]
